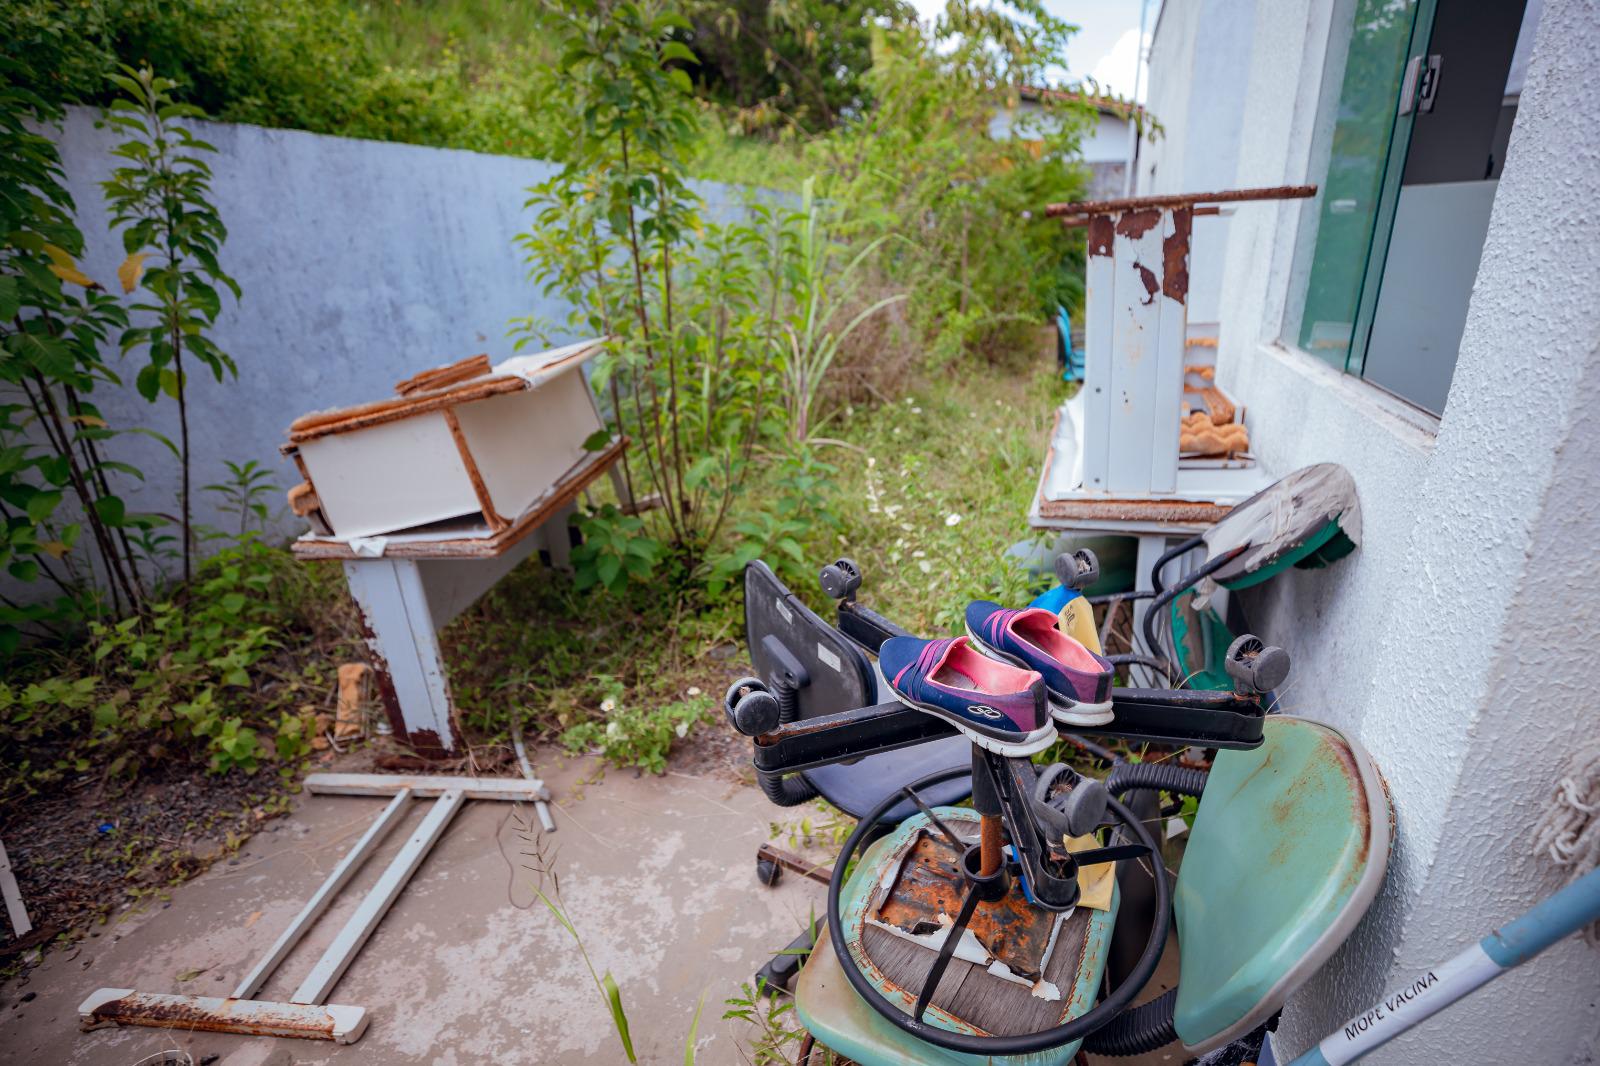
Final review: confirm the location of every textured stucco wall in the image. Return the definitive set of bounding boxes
[44,109,765,541]
[1150,0,1600,1061]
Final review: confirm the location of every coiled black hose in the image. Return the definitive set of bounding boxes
[758,680,819,805]
[1105,760,1208,800]
[1082,987,1178,1056]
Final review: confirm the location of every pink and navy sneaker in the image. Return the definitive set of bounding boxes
[878,635,1057,756]
[964,602,1115,727]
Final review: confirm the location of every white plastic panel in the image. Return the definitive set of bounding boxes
[451,370,600,520]
[298,412,479,540]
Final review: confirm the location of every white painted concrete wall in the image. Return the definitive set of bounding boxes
[1142,0,1256,324]
[988,104,1131,163]
[1148,0,1600,1061]
[43,109,764,544]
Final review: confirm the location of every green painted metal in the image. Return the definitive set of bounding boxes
[1173,717,1384,1049]
[796,808,1119,1066]
[1169,591,1234,691]
[1218,518,1356,592]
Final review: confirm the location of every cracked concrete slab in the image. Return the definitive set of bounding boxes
[2,755,821,1065]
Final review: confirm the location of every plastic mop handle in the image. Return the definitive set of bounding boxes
[1287,866,1600,1066]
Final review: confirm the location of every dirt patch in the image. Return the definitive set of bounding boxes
[0,757,294,966]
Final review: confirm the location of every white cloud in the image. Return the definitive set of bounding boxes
[1086,27,1150,101]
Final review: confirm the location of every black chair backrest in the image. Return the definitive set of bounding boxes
[744,561,877,719]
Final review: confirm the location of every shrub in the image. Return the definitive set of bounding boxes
[560,691,715,776]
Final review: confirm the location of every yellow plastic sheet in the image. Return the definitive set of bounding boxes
[1066,833,1116,910]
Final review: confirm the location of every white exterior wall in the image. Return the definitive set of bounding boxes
[988,104,1130,163]
[1148,0,1600,1062]
[1140,0,1255,324]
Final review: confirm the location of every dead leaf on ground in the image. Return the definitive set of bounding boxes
[176,967,208,982]
[244,910,263,927]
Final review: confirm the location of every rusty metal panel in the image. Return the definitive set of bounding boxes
[1151,206,1193,493]
[78,989,368,1044]
[1106,208,1168,494]
[1043,184,1317,218]
[869,830,1066,993]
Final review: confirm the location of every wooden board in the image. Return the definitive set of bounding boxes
[860,906,1095,1037]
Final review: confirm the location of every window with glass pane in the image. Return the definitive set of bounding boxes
[1295,0,1421,369]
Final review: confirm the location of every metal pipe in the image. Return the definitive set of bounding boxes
[291,788,467,1005]
[233,789,413,999]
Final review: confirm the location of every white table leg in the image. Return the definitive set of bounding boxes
[540,500,576,571]
[342,559,460,756]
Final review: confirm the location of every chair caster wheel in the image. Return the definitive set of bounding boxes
[725,677,781,737]
[756,857,782,886]
[1225,635,1291,694]
[819,557,862,600]
[1054,548,1100,591]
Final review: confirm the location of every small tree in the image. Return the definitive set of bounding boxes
[517,0,786,576]
[102,65,239,584]
[0,62,142,646]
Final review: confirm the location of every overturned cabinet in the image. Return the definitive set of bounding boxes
[284,338,628,755]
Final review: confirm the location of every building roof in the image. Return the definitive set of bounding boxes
[1017,85,1143,121]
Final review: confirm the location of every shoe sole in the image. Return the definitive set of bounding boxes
[965,625,1116,729]
[885,687,1058,757]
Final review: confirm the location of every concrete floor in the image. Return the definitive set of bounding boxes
[2,753,1189,1066]
[2,755,822,1065]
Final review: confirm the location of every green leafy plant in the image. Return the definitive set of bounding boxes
[570,504,664,593]
[102,64,240,584]
[202,458,278,541]
[560,690,714,776]
[0,534,332,799]
[805,3,1092,363]
[773,177,903,443]
[722,979,809,1065]
[0,61,148,641]
[704,447,838,597]
[516,0,790,573]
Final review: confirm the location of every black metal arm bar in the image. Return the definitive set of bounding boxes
[752,687,1262,777]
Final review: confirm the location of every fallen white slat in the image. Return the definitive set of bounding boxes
[0,835,31,938]
[79,988,367,1043]
[305,772,548,801]
[292,788,467,1005]
[232,789,413,999]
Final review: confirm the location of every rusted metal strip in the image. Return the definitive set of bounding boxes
[287,376,524,442]
[441,407,508,531]
[1059,204,1221,229]
[757,843,833,886]
[290,436,625,560]
[1043,184,1317,219]
[78,989,368,1044]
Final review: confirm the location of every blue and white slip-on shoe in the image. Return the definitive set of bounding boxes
[964,601,1115,727]
[878,635,1057,756]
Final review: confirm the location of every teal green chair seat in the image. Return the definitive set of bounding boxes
[1173,716,1391,1053]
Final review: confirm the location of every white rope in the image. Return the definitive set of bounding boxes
[1532,733,1600,945]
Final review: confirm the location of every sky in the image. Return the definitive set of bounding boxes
[903,0,1154,101]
